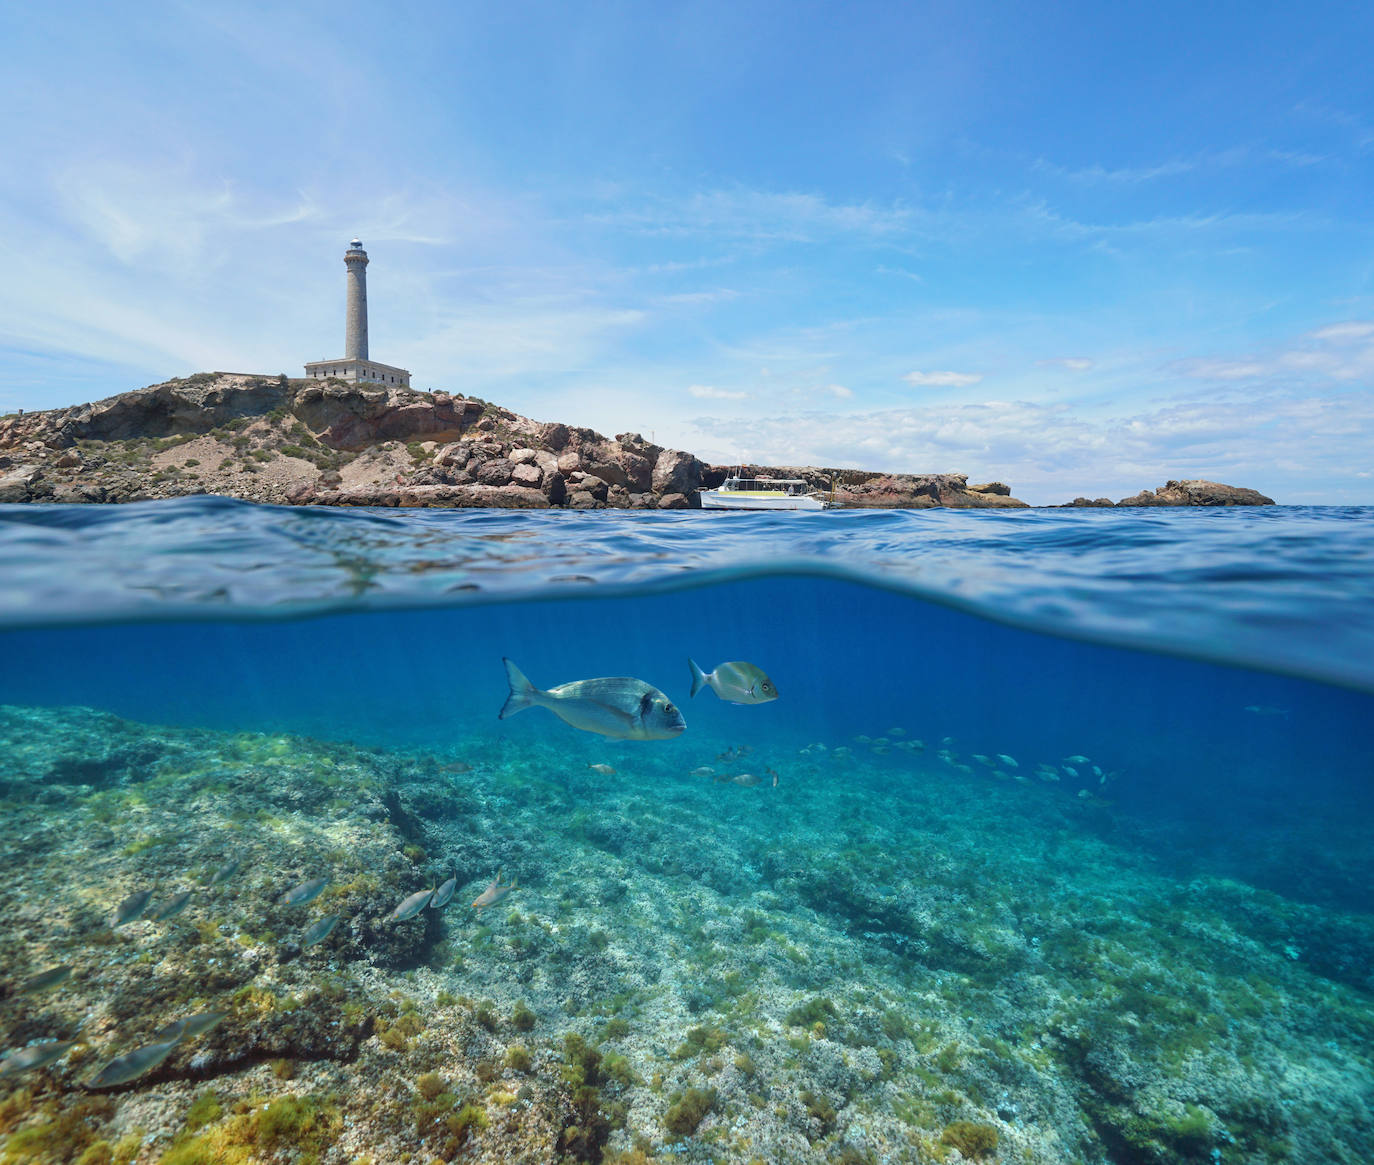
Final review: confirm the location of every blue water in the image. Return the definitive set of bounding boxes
[1,497,1371,1162]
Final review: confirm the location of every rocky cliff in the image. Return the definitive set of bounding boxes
[0,373,1033,509]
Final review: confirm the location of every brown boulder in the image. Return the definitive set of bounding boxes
[511,462,542,486]
[476,458,515,486]
[652,449,704,496]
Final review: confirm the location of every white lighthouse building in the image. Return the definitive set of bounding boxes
[304,239,411,386]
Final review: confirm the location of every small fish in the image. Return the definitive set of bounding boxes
[279,877,329,907]
[499,659,685,741]
[690,766,715,778]
[19,964,72,994]
[1037,771,1060,782]
[854,735,872,744]
[432,875,458,909]
[154,1010,227,1043]
[831,746,851,757]
[1062,765,1080,779]
[0,1040,78,1078]
[148,891,194,922]
[1244,705,1289,717]
[440,760,473,774]
[874,737,890,745]
[388,889,434,922]
[1065,755,1091,764]
[870,745,890,755]
[940,736,954,746]
[86,1038,180,1089]
[588,764,616,775]
[997,754,1018,768]
[716,772,762,787]
[1091,764,1103,777]
[206,859,240,887]
[111,889,154,928]
[472,873,517,910]
[301,915,341,949]
[972,754,993,767]
[688,659,778,704]
[887,727,906,737]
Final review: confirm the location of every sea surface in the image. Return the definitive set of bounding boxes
[0,498,1370,1165]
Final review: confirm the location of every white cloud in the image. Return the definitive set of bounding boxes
[1170,359,1271,381]
[826,384,853,398]
[1308,321,1374,342]
[1036,357,1095,371]
[903,370,983,388]
[688,384,747,400]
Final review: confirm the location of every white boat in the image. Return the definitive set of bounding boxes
[699,474,831,511]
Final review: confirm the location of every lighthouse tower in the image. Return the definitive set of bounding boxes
[304,239,411,386]
[344,238,368,360]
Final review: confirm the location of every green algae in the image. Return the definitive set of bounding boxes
[160,1093,343,1165]
[664,1087,717,1137]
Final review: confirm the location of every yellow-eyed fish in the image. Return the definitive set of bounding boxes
[471,872,517,910]
[687,660,778,704]
[499,659,685,741]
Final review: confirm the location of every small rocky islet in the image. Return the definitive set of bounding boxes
[1,704,1369,1163]
[0,373,1273,511]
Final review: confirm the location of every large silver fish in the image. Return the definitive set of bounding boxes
[86,1038,180,1089]
[279,877,329,907]
[300,915,341,949]
[154,1010,227,1043]
[431,875,457,910]
[499,659,685,741]
[148,891,194,922]
[111,889,154,928]
[0,1040,77,1077]
[688,659,778,704]
[388,889,433,922]
[18,965,72,994]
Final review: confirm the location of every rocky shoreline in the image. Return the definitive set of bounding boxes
[0,374,1274,510]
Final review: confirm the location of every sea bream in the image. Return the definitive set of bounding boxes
[688,660,778,704]
[499,659,685,741]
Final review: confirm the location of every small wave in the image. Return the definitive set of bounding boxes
[2,497,1373,692]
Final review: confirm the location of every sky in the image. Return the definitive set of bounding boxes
[2,1,1372,505]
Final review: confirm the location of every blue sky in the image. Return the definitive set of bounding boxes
[2,1,1372,504]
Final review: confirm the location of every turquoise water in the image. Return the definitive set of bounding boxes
[0,499,1371,1164]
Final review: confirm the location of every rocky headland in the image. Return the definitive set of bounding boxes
[0,374,1273,509]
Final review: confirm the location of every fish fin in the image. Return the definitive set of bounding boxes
[499,659,537,719]
[688,658,708,699]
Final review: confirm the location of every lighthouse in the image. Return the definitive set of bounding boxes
[304,239,411,387]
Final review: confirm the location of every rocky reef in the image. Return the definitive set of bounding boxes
[1063,480,1276,508]
[4,374,1036,511]
[1,704,1369,1163]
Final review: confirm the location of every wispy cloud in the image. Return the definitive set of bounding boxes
[688,384,747,400]
[903,370,983,388]
[1037,357,1095,371]
[1168,320,1374,385]
[583,187,914,243]
[1309,321,1374,342]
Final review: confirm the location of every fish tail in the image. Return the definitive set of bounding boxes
[688,658,708,699]
[499,659,538,719]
